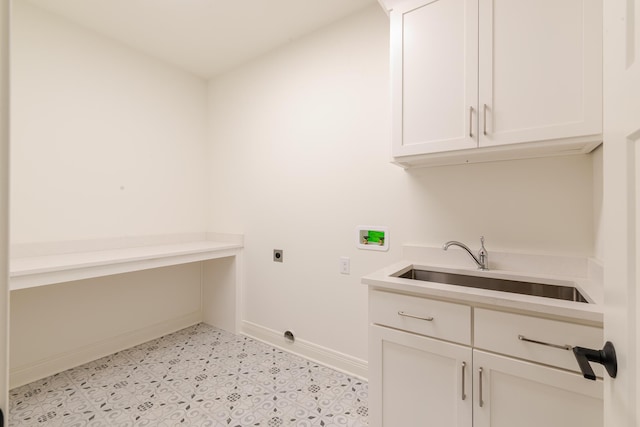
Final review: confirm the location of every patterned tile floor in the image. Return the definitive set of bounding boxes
[9,323,368,426]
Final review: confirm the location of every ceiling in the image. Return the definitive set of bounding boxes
[25,0,377,78]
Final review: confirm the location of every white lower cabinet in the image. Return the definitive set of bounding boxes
[369,325,472,427]
[369,290,604,427]
[473,350,603,427]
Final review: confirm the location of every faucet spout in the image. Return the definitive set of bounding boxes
[443,237,489,270]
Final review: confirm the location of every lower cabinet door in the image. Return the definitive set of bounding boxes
[369,325,472,427]
[473,350,603,427]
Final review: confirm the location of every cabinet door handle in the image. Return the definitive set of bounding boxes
[478,367,484,407]
[518,334,572,351]
[461,361,467,401]
[469,106,474,138]
[483,104,488,135]
[397,311,434,321]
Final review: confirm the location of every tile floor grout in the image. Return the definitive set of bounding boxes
[9,323,369,426]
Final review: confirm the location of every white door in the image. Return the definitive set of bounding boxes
[473,350,603,427]
[391,0,477,157]
[369,325,472,427]
[478,0,602,148]
[603,0,640,426]
[0,0,9,423]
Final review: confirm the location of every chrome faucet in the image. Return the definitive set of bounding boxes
[443,236,489,270]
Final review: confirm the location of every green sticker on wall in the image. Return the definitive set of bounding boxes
[367,230,385,243]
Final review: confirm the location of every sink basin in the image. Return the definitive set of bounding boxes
[394,268,589,303]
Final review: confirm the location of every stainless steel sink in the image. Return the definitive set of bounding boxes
[394,268,589,303]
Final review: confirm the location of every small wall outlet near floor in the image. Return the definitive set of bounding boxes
[273,249,283,262]
[284,330,295,343]
[339,257,350,275]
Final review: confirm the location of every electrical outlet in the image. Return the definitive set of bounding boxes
[339,257,350,274]
[273,249,283,262]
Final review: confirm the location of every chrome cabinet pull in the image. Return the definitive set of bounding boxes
[461,362,467,401]
[478,367,484,407]
[397,311,434,322]
[518,334,572,351]
[469,106,474,138]
[483,104,488,135]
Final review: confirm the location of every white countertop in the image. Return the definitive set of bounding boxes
[10,240,243,291]
[362,260,603,325]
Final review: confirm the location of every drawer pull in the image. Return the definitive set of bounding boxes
[397,311,434,322]
[518,334,572,351]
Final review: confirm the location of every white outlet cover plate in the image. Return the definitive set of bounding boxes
[339,257,350,274]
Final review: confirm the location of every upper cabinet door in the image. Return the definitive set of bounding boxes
[391,0,478,157]
[478,0,602,147]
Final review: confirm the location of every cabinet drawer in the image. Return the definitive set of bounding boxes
[369,290,471,345]
[474,309,603,375]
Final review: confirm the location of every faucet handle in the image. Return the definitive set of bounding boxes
[478,236,489,270]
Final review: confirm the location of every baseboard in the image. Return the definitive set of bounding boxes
[10,311,202,389]
[240,320,368,381]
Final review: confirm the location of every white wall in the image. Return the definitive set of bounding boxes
[592,145,604,262]
[11,2,208,244]
[207,5,597,361]
[9,3,209,386]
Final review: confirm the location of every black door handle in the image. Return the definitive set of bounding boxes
[573,341,617,380]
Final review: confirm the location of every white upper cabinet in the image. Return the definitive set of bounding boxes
[387,0,602,167]
[391,0,478,156]
[478,0,602,148]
